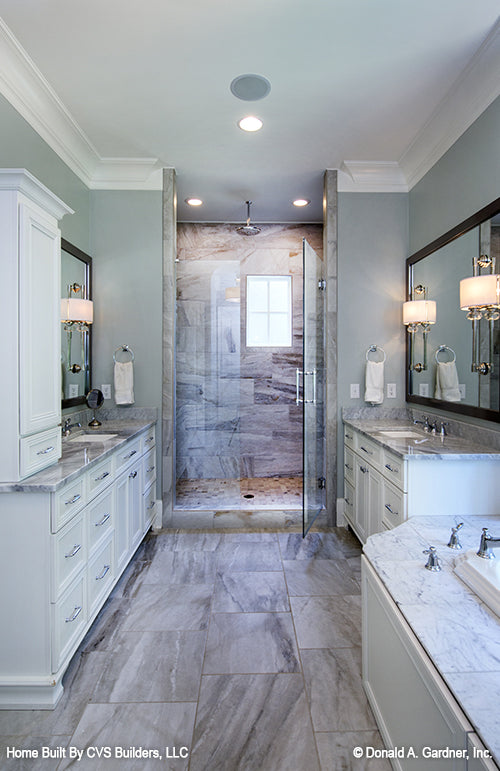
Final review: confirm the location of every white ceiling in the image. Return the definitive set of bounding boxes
[0,0,499,222]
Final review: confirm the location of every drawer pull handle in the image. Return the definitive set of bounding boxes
[124,449,137,459]
[95,564,111,581]
[385,504,398,516]
[95,513,110,527]
[147,500,155,510]
[65,543,82,559]
[359,466,368,474]
[65,494,81,506]
[360,445,373,455]
[345,433,353,440]
[344,463,352,471]
[36,445,54,455]
[345,497,352,506]
[65,606,82,623]
[129,470,138,479]
[94,471,110,481]
[146,466,155,473]
[385,463,398,473]
[145,436,154,443]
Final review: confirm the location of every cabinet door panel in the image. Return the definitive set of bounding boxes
[19,202,61,436]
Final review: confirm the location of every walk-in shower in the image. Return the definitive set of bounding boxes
[174,222,324,525]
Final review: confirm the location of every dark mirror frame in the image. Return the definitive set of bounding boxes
[406,196,500,424]
[61,238,93,410]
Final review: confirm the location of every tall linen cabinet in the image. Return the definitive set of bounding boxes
[0,170,73,482]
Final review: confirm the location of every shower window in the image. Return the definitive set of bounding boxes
[246,275,292,347]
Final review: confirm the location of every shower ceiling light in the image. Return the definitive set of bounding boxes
[238,116,263,132]
[185,197,203,206]
[293,199,310,207]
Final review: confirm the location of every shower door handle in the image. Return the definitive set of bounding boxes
[297,369,317,405]
[296,368,303,404]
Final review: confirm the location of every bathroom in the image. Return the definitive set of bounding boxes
[0,4,499,769]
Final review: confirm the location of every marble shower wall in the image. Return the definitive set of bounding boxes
[176,223,323,480]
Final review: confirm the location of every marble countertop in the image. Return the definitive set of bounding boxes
[0,419,155,493]
[364,516,500,765]
[344,418,500,460]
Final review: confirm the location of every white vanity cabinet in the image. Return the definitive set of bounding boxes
[0,425,156,709]
[344,423,500,543]
[0,170,73,483]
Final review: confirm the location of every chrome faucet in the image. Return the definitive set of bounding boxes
[413,417,430,432]
[477,528,500,560]
[62,418,81,437]
[423,546,441,572]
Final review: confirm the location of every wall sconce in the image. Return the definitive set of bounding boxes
[403,285,436,372]
[61,283,93,373]
[460,255,500,375]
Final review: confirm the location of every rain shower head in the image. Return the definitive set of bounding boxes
[236,200,261,236]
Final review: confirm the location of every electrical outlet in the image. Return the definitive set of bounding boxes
[101,384,112,400]
[419,383,429,397]
[459,383,466,399]
[350,383,360,399]
[387,383,396,398]
[68,384,79,398]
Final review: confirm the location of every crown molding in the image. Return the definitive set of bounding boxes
[339,161,408,192]
[399,18,500,188]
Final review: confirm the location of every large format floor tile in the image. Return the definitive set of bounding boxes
[212,570,289,612]
[283,557,360,596]
[315,730,392,771]
[290,595,362,648]
[120,583,212,631]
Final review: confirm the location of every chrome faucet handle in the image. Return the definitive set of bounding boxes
[439,422,448,437]
[447,522,463,550]
[423,546,441,572]
[477,528,500,560]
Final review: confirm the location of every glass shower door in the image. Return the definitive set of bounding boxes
[301,239,326,536]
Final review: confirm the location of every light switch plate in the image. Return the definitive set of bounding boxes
[419,383,429,397]
[350,383,360,399]
[101,384,112,400]
[68,384,79,398]
[459,384,466,399]
[387,383,396,398]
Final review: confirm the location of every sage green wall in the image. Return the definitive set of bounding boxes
[0,94,90,249]
[89,190,163,415]
[337,192,409,490]
[409,95,500,254]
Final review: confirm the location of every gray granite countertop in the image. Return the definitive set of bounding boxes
[0,419,155,493]
[364,516,500,765]
[344,418,500,460]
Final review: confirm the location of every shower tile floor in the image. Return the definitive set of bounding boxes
[175,477,303,510]
[0,528,391,771]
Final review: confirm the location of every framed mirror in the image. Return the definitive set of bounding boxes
[406,197,500,423]
[61,239,93,409]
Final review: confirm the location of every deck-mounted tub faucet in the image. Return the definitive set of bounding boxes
[477,528,500,559]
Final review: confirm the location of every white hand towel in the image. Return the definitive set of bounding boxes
[114,361,135,405]
[364,360,384,404]
[434,361,461,402]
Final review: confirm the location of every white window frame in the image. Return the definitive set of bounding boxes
[246,275,292,347]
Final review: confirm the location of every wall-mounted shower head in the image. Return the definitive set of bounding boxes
[236,200,261,236]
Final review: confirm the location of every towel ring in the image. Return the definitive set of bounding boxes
[366,344,386,363]
[113,344,135,363]
[435,345,456,364]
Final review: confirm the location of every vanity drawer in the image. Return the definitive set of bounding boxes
[87,487,114,554]
[144,482,156,529]
[355,434,382,469]
[381,480,406,530]
[344,480,354,526]
[344,425,355,450]
[52,512,86,601]
[141,426,156,452]
[20,427,61,480]
[114,437,142,475]
[52,475,87,532]
[382,449,406,491]
[344,447,355,486]
[87,456,113,499]
[52,572,86,673]
[143,448,156,489]
[88,533,114,617]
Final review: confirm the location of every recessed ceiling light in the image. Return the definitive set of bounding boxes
[238,116,263,132]
[293,198,310,207]
[185,197,203,206]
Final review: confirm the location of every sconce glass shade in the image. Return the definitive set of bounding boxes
[61,298,94,324]
[403,300,436,325]
[459,274,500,310]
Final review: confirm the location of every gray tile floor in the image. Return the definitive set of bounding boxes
[0,529,391,771]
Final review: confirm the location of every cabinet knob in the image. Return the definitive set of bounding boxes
[129,470,138,479]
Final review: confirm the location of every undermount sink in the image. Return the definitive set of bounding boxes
[69,433,118,442]
[454,549,500,619]
[377,430,425,439]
